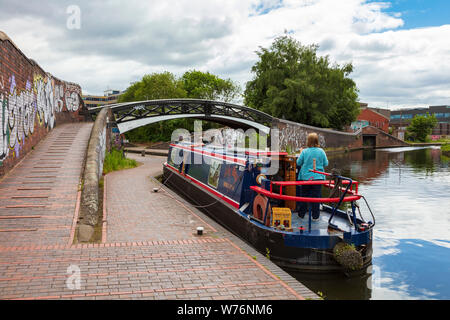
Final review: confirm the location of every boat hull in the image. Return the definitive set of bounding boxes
[163,165,373,273]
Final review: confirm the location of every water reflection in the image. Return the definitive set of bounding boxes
[291,146,450,300]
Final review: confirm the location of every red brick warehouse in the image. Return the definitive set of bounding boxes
[357,107,390,133]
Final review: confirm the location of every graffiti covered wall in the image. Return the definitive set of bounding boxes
[0,31,85,176]
[275,119,363,151]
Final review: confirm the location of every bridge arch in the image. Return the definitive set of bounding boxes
[88,99,274,134]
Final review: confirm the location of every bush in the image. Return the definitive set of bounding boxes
[406,113,437,142]
[442,143,450,156]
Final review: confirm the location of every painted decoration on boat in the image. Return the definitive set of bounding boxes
[207,158,222,189]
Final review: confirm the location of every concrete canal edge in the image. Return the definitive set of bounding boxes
[150,175,320,300]
[125,147,169,157]
[76,107,109,242]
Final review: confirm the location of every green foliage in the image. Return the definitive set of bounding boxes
[317,291,326,300]
[120,70,240,142]
[244,35,360,130]
[441,143,450,152]
[103,148,138,174]
[265,247,271,259]
[181,70,241,102]
[118,72,186,102]
[406,113,438,142]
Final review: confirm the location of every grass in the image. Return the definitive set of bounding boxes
[441,143,450,152]
[103,148,138,174]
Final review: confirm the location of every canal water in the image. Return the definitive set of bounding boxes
[291,146,450,300]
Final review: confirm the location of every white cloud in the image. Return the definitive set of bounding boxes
[0,0,449,108]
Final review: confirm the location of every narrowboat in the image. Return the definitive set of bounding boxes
[163,141,375,273]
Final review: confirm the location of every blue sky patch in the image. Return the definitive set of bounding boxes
[369,0,450,29]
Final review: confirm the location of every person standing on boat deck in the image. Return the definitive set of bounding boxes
[296,133,328,221]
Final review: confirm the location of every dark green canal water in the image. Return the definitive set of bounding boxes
[291,146,450,300]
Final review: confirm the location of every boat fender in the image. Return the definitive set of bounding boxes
[252,194,272,227]
[332,242,363,271]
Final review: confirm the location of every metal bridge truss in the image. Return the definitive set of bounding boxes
[88,99,274,134]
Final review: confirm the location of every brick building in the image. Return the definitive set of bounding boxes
[351,106,390,133]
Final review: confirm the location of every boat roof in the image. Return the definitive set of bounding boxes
[170,142,288,164]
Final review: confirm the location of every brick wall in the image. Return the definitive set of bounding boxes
[274,119,363,151]
[362,126,409,148]
[0,31,86,177]
[357,108,389,133]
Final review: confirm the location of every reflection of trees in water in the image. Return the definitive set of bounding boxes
[441,154,450,166]
[327,150,389,183]
[327,148,447,182]
[403,149,441,175]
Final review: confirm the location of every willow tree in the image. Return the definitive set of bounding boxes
[244,35,360,130]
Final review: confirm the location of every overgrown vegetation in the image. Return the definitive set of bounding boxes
[441,143,450,152]
[103,148,138,174]
[442,143,450,158]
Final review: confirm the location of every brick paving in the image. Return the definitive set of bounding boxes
[0,135,318,300]
[0,122,92,246]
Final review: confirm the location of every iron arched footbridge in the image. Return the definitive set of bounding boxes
[88,99,275,134]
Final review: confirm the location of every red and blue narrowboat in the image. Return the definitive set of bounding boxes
[163,141,375,273]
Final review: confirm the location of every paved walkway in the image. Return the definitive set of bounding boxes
[0,122,92,247]
[0,135,317,300]
[102,153,317,300]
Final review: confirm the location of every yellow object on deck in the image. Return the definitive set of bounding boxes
[272,207,292,231]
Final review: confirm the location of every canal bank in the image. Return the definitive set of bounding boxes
[103,153,318,300]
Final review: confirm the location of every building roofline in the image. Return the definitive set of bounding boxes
[361,107,390,121]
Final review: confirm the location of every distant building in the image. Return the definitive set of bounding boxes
[351,104,390,133]
[390,105,450,140]
[82,89,122,109]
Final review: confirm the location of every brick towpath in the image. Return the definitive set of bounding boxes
[0,138,317,300]
[102,153,317,300]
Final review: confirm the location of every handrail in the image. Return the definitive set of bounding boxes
[250,186,362,203]
[268,179,358,196]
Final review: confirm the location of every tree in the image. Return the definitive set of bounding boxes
[119,72,188,142]
[244,35,360,130]
[119,71,241,142]
[406,113,437,142]
[118,72,186,102]
[181,70,241,102]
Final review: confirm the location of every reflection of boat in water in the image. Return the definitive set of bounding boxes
[163,141,376,273]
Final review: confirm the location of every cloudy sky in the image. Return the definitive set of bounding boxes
[1,0,449,110]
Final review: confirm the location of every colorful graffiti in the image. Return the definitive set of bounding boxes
[278,122,326,152]
[0,73,82,163]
